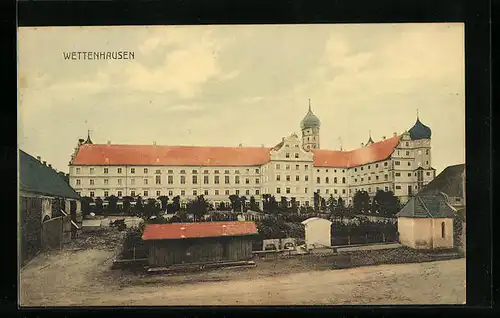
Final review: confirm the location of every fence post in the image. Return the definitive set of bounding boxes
[348,235,351,245]
[383,233,386,243]
[365,233,368,244]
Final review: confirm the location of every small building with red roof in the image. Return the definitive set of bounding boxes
[142,221,258,267]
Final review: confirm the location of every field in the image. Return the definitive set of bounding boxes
[20,228,466,306]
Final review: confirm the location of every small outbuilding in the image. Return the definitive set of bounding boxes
[301,217,332,249]
[142,221,258,267]
[396,191,455,250]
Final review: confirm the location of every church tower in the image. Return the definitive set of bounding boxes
[300,99,321,151]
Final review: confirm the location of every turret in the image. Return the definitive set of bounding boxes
[300,99,321,151]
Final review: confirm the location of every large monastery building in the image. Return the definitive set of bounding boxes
[69,101,436,209]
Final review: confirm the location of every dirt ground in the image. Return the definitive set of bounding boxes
[20,229,466,306]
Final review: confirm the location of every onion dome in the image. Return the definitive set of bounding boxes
[300,99,321,130]
[409,114,432,140]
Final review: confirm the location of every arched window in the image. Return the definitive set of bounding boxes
[342,177,346,184]
[441,222,446,238]
[334,177,338,184]
[316,177,321,184]
[325,177,329,184]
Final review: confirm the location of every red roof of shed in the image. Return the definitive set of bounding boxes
[71,135,400,168]
[141,221,258,241]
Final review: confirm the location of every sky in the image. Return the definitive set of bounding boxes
[18,23,465,175]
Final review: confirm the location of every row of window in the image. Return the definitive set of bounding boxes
[313,176,347,184]
[353,162,388,172]
[76,175,262,186]
[75,167,261,175]
[85,188,262,198]
[396,149,430,156]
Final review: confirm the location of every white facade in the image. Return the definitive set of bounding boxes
[301,217,332,249]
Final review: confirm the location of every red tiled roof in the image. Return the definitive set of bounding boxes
[71,135,400,168]
[141,221,258,240]
[313,135,400,167]
[71,144,272,166]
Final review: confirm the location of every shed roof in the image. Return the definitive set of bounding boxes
[142,221,258,241]
[396,191,456,219]
[419,164,465,198]
[19,150,80,200]
[301,217,332,225]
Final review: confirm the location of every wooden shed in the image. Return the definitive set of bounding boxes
[142,221,258,267]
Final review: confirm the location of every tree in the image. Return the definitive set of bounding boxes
[320,197,327,211]
[290,197,298,214]
[280,196,288,212]
[134,196,144,216]
[157,196,169,212]
[240,196,248,213]
[228,195,240,212]
[327,194,337,216]
[187,195,209,222]
[94,197,104,215]
[122,196,134,216]
[167,195,181,213]
[219,202,227,211]
[80,196,93,216]
[374,190,401,217]
[268,195,279,214]
[106,195,119,215]
[313,192,321,212]
[249,196,260,211]
[353,190,370,214]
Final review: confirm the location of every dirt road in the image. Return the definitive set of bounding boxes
[21,248,465,306]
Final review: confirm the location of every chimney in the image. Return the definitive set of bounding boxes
[153,141,156,145]
[239,143,243,147]
[107,140,111,145]
[382,136,386,140]
[36,156,41,161]
[361,143,364,147]
[43,161,47,166]
[48,164,52,169]
[393,132,397,137]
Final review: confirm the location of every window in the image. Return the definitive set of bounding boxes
[117,168,122,174]
[408,173,412,177]
[286,187,290,194]
[144,179,148,185]
[326,189,330,194]
[180,176,186,184]
[375,164,379,168]
[168,190,173,196]
[342,177,346,184]
[354,179,357,182]
[426,161,429,165]
[276,164,281,170]
[192,176,198,184]
[103,168,108,174]
[245,178,250,184]
[104,179,108,185]
[295,153,299,158]
[343,189,346,194]
[225,190,230,195]
[395,172,401,177]
[168,170,173,174]
[334,189,338,194]
[224,170,230,174]
[215,176,220,184]
[255,169,260,174]
[441,222,446,238]
[361,167,364,171]
[89,191,95,198]
[276,175,281,181]
[326,177,329,184]
[131,179,135,185]
[76,179,81,185]
[305,175,309,182]
[317,169,320,172]
[408,162,411,166]
[144,190,149,197]
[76,167,81,174]
[155,169,161,174]
[296,175,300,181]
[286,164,290,170]
[405,142,409,146]
[246,190,250,195]
[104,191,109,197]
[130,168,135,174]
[235,190,240,195]
[384,174,389,181]
[395,161,400,165]
[316,177,320,184]
[181,190,186,196]
[305,187,308,194]
[131,190,136,196]
[180,170,186,174]
[406,151,410,156]
[225,176,230,184]
[376,176,379,181]
[355,168,357,172]
[317,189,320,194]
[204,176,209,184]
[192,169,198,174]
[276,188,281,194]
[426,172,431,176]
[156,190,161,197]
[155,175,161,184]
[305,165,309,170]
[89,167,94,174]
[385,186,389,191]
[89,179,95,185]
[334,177,338,184]
[368,188,371,193]
[204,170,209,174]
[214,170,220,174]
[255,178,260,184]
[361,178,364,182]
[368,177,371,181]
[193,190,197,196]
[144,168,148,174]
[286,153,290,158]
[235,176,240,184]
[395,185,401,190]
[168,176,173,184]
[246,169,250,173]
[256,189,260,195]
[426,149,430,155]
[286,175,291,181]
[215,190,219,195]
[368,166,370,170]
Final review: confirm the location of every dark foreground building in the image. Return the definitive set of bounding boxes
[142,221,258,267]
